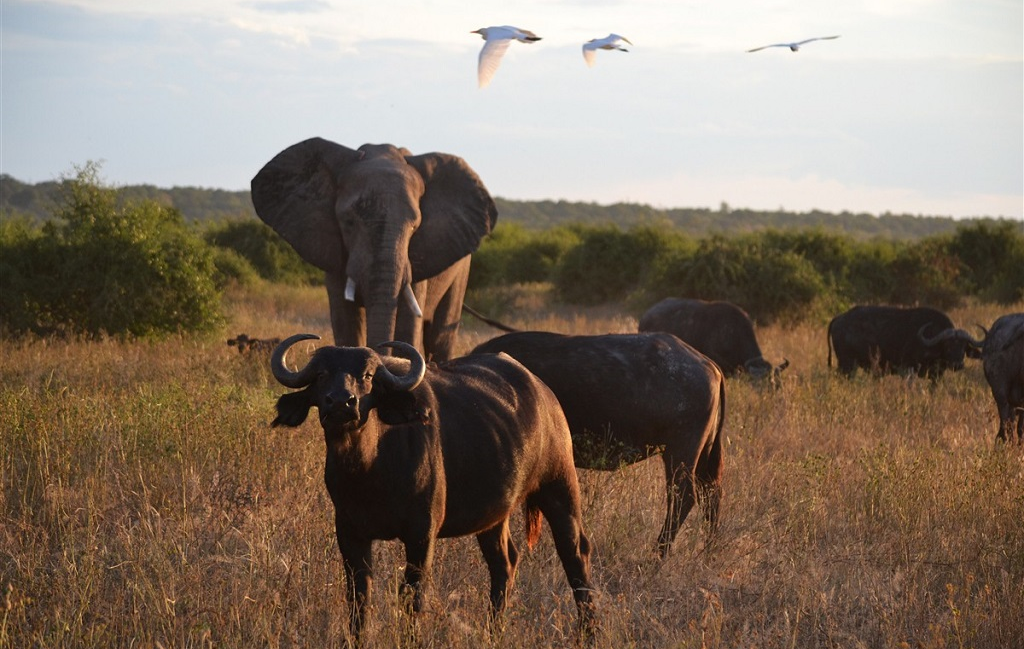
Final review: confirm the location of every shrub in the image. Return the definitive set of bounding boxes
[885,236,963,309]
[947,220,1024,304]
[209,247,261,289]
[204,218,322,286]
[647,234,827,324]
[470,223,580,289]
[554,223,689,305]
[0,163,222,338]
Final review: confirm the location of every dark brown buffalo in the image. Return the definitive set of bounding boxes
[981,312,1024,443]
[270,334,595,643]
[827,305,983,378]
[226,333,281,354]
[471,331,726,557]
[639,298,789,385]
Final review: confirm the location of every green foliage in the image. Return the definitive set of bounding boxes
[884,236,965,310]
[469,220,1021,324]
[208,247,261,289]
[649,235,827,324]
[0,163,222,338]
[554,223,691,305]
[7,173,1005,240]
[203,218,322,286]
[470,223,579,289]
[946,220,1024,304]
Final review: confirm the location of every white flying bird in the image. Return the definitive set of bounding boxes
[747,35,840,53]
[582,33,632,68]
[470,25,542,88]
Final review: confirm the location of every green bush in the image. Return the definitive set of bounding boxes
[204,218,321,285]
[0,164,222,338]
[648,235,826,324]
[947,220,1024,304]
[470,223,580,289]
[209,247,261,289]
[554,223,690,305]
[884,236,963,309]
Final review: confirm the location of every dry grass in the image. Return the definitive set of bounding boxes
[2,285,1021,648]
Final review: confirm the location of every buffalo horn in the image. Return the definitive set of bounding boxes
[375,341,426,392]
[270,333,322,388]
[918,324,955,346]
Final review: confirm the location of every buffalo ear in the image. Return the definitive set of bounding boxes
[272,389,315,427]
[405,152,498,282]
[250,137,363,274]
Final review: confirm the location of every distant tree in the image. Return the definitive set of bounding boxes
[204,218,321,285]
[946,220,1024,304]
[0,163,222,338]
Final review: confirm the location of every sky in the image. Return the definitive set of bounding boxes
[2,0,1022,219]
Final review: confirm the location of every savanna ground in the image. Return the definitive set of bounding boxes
[2,283,1022,648]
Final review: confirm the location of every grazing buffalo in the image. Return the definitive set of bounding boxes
[981,313,1024,443]
[827,305,984,378]
[639,298,789,385]
[226,333,281,354]
[471,331,726,557]
[270,334,595,643]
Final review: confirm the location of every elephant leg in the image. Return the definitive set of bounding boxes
[326,272,366,347]
[421,256,471,362]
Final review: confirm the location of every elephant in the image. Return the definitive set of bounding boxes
[251,138,498,361]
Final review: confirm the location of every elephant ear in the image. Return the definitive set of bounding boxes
[405,152,498,282]
[251,137,363,273]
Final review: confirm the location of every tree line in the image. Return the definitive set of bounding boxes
[2,173,1012,240]
[1,168,1021,338]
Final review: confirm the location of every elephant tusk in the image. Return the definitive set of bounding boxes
[344,277,356,301]
[403,284,423,318]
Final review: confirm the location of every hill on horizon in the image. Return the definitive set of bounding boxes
[1,173,1015,241]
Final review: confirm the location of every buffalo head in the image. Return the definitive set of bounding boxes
[918,324,985,371]
[744,356,791,388]
[270,333,426,430]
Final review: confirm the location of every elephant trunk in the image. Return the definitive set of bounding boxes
[364,245,422,353]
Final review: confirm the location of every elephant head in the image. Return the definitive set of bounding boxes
[251,138,497,360]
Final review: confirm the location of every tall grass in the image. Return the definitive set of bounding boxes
[2,286,1021,648]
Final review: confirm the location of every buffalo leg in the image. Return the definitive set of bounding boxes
[401,536,435,614]
[657,457,698,557]
[696,437,724,536]
[476,519,519,627]
[336,528,373,645]
[530,487,596,639]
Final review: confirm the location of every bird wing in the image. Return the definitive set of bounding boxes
[478,37,512,87]
[609,34,632,46]
[795,35,841,46]
[747,43,788,52]
[582,43,598,67]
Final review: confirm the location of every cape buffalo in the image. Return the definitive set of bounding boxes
[981,313,1024,443]
[270,334,595,643]
[827,305,983,378]
[639,298,789,385]
[471,331,726,557]
[226,333,281,354]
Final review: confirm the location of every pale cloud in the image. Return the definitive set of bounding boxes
[3,0,1020,218]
